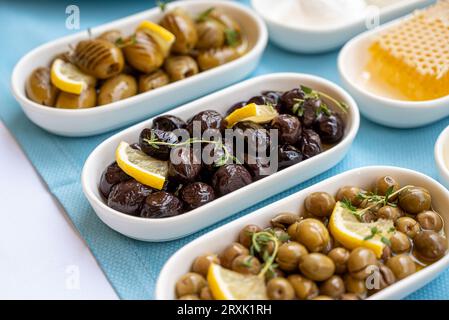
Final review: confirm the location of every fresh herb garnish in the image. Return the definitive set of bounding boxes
[300,85,349,114]
[341,198,357,213]
[157,0,168,11]
[225,28,239,47]
[251,231,281,278]
[115,35,137,48]
[381,236,391,246]
[364,227,379,240]
[197,7,215,22]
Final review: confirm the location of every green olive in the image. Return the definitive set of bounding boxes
[416,211,443,232]
[304,192,336,217]
[270,213,301,229]
[208,9,242,36]
[196,19,225,49]
[164,55,199,81]
[231,254,261,275]
[396,217,421,238]
[344,274,367,297]
[266,277,295,300]
[179,294,200,300]
[98,74,137,105]
[299,253,335,281]
[97,29,123,44]
[347,247,377,280]
[376,176,400,197]
[73,39,124,79]
[138,69,170,93]
[340,293,360,300]
[386,254,416,280]
[238,224,262,248]
[219,242,249,269]
[289,218,330,252]
[276,241,308,272]
[319,275,345,299]
[373,264,396,291]
[413,230,448,262]
[287,275,319,300]
[390,231,411,254]
[197,47,240,71]
[123,31,165,73]
[265,267,285,281]
[191,253,220,277]
[377,205,404,222]
[313,295,334,300]
[199,286,213,300]
[328,247,350,274]
[26,67,58,106]
[175,272,206,297]
[336,186,363,206]
[160,8,198,54]
[55,87,96,109]
[398,187,431,214]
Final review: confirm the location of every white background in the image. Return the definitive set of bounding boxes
[0,122,117,299]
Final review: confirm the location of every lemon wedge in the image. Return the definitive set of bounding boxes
[329,202,395,258]
[207,263,267,300]
[50,59,96,95]
[225,103,278,128]
[115,141,168,190]
[137,20,175,56]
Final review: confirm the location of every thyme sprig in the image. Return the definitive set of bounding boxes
[197,7,215,22]
[291,85,348,117]
[251,231,280,278]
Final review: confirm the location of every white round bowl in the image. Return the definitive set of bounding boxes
[435,125,449,190]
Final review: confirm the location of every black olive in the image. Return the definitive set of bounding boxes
[271,114,302,145]
[211,164,252,196]
[107,180,153,215]
[180,182,215,210]
[202,142,235,171]
[298,129,322,159]
[186,110,226,136]
[130,143,142,151]
[299,98,322,128]
[140,191,184,218]
[168,147,202,183]
[226,101,247,116]
[280,88,305,110]
[139,128,178,160]
[99,162,131,198]
[244,153,273,181]
[232,121,270,154]
[153,115,186,132]
[314,113,345,143]
[278,145,303,170]
[262,90,283,112]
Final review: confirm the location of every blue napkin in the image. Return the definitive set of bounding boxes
[1,0,448,299]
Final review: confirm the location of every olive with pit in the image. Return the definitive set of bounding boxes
[139,128,178,160]
[314,113,344,144]
[160,8,198,54]
[413,230,448,262]
[304,192,336,217]
[344,275,367,297]
[140,191,183,218]
[186,110,226,135]
[168,147,202,183]
[197,47,240,71]
[180,182,215,210]
[98,74,137,105]
[347,247,377,280]
[299,253,335,281]
[336,186,363,207]
[73,39,124,79]
[298,129,322,159]
[26,67,58,106]
[175,272,206,297]
[276,241,308,272]
[372,264,396,291]
[192,253,220,277]
[328,247,350,274]
[55,87,97,109]
[266,277,295,300]
[220,242,249,269]
[238,224,262,248]
[138,69,170,93]
[153,115,186,132]
[196,19,225,49]
[319,275,345,299]
[99,162,130,198]
[377,205,404,222]
[396,217,420,238]
[376,176,400,197]
[416,211,443,232]
[123,31,165,73]
[398,186,431,214]
[107,180,152,215]
[164,55,199,81]
[390,231,411,254]
[211,164,252,196]
[278,145,303,170]
[271,114,302,145]
[288,219,330,252]
[231,255,261,275]
[386,254,416,280]
[287,275,319,300]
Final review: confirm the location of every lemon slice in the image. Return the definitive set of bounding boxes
[115,141,168,190]
[207,263,267,300]
[329,202,395,258]
[225,103,278,128]
[50,59,96,95]
[137,20,175,56]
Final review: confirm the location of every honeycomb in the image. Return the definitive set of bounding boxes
[367,0,449,101]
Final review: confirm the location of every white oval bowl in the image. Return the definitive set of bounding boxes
[435,125,449,190]
[81,73,359,241]
[250,0,432,54]
[10,0,267,137]
[338,13,449,128]
[156,166,449,300]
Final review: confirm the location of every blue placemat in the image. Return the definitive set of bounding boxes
[1,0,448,300]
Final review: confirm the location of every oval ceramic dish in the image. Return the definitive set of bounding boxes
[339,14,449,128]
[156,166,449,300]
[435,125,449,190]
[251,0,432,53]
[10,0,267,137]
[81,73,359,241]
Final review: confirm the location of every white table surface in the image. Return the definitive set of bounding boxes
[0,121,117,300]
